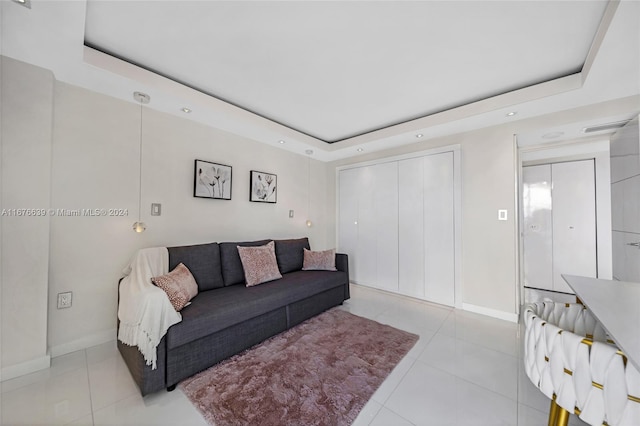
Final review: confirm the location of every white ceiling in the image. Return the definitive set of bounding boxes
[83,1,607,143]
[2,0,639,161]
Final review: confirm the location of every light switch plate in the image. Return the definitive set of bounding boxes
[151,203,161,216]
[498,209,508,221]
[289,210,294,218]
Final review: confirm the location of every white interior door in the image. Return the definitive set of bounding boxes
[338,167,359,278]
[551,160,597,292]
[398,157,425,298]
[338,149,457,306]
[355,165,377,287]
[374,161,399,292]
[522,165,553,291]
[423,152,455,306]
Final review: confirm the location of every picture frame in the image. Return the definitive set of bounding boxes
[194,159,232,200]
[250,170,277,203]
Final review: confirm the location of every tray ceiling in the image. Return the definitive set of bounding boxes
[84,1,609,143]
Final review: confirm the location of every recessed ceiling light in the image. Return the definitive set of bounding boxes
[357,148,364,152]
[506,111,517,117]
[278,140,285,144]
[181,107,192,113]
[542,131,565,139]
[416,134,424,138]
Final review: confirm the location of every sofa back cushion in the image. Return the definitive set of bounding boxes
[274,238,310,274]
[220,239,272,286]
[168,243,224,291]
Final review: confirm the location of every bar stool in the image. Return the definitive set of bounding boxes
[523,302,640,426]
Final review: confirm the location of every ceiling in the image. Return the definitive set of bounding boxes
[83,1,607,143]
[2,1,640,161]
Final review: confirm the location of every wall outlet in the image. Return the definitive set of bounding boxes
[498,209,508,221]
[57,292,72,309]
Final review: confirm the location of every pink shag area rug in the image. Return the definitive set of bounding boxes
[180,308,418,426]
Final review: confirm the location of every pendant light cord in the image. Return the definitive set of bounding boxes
[307,154,311,218]
[138,99,143,223]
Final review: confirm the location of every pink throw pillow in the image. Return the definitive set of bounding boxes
[151,263,198,311]
[302,248,337,271]
[237,241,283,287]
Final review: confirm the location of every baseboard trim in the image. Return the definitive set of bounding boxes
[49,328,117,358]
[1,354,51,382]
[462,303,518,323]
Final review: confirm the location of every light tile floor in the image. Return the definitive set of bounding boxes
[0,284,588,425]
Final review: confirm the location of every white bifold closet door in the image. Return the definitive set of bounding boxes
[338,162,398,292]
[339,151,455,306]
[551,161,597,292]
[398,152,455,305]
[522,160,597,293]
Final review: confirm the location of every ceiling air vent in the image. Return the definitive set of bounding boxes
[582,120,630,134]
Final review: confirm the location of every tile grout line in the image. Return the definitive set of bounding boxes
[411,345,521,404]
[381,405,418,426]
[372,319,438,408]
[83,348,96,426]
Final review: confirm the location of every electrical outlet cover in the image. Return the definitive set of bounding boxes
[57,292,72,309]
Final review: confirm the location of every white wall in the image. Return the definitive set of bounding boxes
[1,53,637,370]
[46,82,334,356]
[1,57,54,378]
[330,128,519,318]
[328,97,638,319]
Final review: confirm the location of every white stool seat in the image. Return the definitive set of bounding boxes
[524,302,640,426]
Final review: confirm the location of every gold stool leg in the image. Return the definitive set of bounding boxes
[555,407,570,426]
[548,395,570,426]
[548,397,559,426]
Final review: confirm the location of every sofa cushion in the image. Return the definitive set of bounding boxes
[168,243,223,291]
[166,269,348,349]
[151,263,198,312]
[274,237,310,273]
[219,239,272,286]
[237,241,282,287]
[302,248,337,271]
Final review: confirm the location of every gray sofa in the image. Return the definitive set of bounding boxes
[117,237,350,395]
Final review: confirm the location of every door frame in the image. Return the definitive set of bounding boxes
[516,138,612,310]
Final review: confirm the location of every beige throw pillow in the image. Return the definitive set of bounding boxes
[151,263,198,311]
[302,248,337,271]
[237,241,283,287]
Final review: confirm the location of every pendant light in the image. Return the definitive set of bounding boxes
[305,149,313,227]
[132,91,150,233]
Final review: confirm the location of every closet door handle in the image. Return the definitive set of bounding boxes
[626,242,640,248]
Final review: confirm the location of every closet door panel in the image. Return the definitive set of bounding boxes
[355,166,377,287]
[374,162,399,291]
[522,164,554,291]
[398,157,425,298]
[552,160,597,293]
[338,167,360,280]
[423,152,455,306]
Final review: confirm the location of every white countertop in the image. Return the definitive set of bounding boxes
[562,274,640,371]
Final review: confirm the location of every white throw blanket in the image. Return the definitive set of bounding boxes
[118,247,181,369]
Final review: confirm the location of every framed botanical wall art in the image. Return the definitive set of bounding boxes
[250,170,277,203]
[194,159,232,200]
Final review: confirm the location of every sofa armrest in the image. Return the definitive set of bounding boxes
[335,253,350,300]
[335,253,348,274]
[117,278,167,395]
